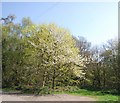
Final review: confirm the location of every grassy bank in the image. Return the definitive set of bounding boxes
[54,89,119,101]
[2,88,21,94]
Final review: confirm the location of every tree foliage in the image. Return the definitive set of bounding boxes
[1,16,119,95]
[74,36,119,93]
[2,17,84,94]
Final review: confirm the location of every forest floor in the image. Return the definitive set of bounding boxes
[0,93,96,101]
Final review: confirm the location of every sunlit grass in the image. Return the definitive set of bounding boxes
[54,89,119,101]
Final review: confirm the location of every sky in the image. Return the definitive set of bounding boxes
[2,2,118,46]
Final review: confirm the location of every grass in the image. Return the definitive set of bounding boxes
[94,95,119,101]
[2,88,21,93]
[54,89,120,101]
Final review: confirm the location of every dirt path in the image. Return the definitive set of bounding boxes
[0,94,96,101]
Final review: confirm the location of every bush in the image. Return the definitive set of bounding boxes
[20,85,80,95]
[54,86,79,92]
[21,85,36,94]
[36,86,52,95]
[21,85,52,95]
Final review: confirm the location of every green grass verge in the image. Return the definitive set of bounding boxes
[54,89,119,101]
[2,88,20,93]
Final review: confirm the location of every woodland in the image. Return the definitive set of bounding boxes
[1,15,120,96]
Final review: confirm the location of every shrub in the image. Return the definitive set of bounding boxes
[54,86,79,92]
[36,86,52,95]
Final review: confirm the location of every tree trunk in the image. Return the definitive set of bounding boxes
[42,71,46,87]
[103,68,106,90]
[52,69,56,90]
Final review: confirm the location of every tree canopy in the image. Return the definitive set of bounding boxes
[1,16,119,94]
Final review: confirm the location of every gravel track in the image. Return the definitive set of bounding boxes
[0,94,96,101]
